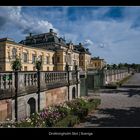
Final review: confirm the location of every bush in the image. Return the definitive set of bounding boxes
[1,98,101,128]
[65,98,101,121]
[87,98,101,112]
[55,115,79,127]
[16,113,46,128]
[104,83,118,89]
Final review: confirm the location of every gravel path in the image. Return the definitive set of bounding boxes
[76,73,140,127]
[122,73,140,87]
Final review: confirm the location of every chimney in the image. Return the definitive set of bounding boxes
[29,33,32,37]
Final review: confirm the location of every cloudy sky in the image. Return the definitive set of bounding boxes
[0,6,140,64]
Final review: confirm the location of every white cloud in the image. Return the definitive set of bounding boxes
[0,6,59,36]
[83,39,94,46]
[0,6,140,64]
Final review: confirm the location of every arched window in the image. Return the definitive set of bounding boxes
[38,55,43,62]
[32,54,36,64]
[28,98,36,116]
[12,48,17,59]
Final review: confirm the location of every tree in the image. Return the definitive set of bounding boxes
[118,63,123,69]
[124,63,129,68]
[107,64,111,70]
[112,64,117,69]
[11,56,22,71]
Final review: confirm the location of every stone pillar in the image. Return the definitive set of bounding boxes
[40,72,46,91]
[14,71,26,121]
[16,72,26,94]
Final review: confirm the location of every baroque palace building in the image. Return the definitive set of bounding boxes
[0,29,91,71]
[88,56,107,70]
[0,37,54,71]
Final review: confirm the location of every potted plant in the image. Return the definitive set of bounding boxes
[35,60,42,71]
[11,56,22,71]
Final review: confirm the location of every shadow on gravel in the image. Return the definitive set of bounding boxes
[100,88,140,97]
[85,107,140,127]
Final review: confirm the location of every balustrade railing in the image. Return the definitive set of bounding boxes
[0,72,14,90]
[0,70,79,99]
[45,71,68,85]
[24,72,38,87]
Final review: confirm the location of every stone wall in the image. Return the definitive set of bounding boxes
[45,86,68,107]
[12,93,38,121]
[0,99,12,121]
[0,70,80,121]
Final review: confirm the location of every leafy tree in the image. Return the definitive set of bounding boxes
[118,63,123,69]
[124,63,129,68]
[107,64,111,69]
[112,64,117,69]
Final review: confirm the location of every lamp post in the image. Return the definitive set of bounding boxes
[66,63,70,100]
[11,56,22,122]
[35,60,42,112]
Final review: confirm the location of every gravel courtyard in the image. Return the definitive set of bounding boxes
[77,73,140,127]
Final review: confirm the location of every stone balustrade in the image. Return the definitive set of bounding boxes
[104,69,131,85]
[0,72,15,99]
[24,72,38,87]
[0,72,14,89]
[44,71,68,89]
[0,70,79,99]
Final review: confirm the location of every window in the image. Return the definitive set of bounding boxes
[57,56,60,63]
[12,48,17,59]
[95,63,97,67]
[46,56,50,64]
[38,55,43,62]
[33,66,36,71]
[23,52,28,63]
[72,87,76,99]
[47,67,49,71]
[65,55,67,63]
[24,66,28,71]
[52,57,55,64]
[7,51,10,60]
[73,60,76,66]
[32,54,36,64]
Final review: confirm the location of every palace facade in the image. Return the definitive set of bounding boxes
[0,29,91,71]
[0,38,54,71]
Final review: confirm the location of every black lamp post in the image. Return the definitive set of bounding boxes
[35,60,42,112]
